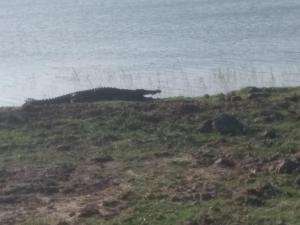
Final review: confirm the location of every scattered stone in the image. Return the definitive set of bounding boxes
[214,158,235,168]
[212,114,245,135]
[198,114,245,135]
[275,159,300,174]
[79,203,100,218]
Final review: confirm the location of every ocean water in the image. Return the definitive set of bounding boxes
[1,0,300,106]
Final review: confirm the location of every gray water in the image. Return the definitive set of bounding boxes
[1,0,300,106]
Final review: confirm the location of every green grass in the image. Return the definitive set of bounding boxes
[2,86,300,225]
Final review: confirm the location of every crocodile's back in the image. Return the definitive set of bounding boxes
[23,87,161,107]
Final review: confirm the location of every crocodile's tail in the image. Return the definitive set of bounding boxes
[22,94,72,107]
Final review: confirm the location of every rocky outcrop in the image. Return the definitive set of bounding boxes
[214,158,235,168]
[272,151,300,174]
[275,159,300,174]
[198,114,245,135]
[23,87,161,107]
[212,114,245,135]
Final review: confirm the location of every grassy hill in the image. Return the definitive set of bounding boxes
[1,87,300,225]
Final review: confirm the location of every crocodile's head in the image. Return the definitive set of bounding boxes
[136,89,162,96]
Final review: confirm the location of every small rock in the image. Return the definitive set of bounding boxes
[212,114,245,135]
[214,158,235,168]
[79,203,100,218]
[276,159,300,174]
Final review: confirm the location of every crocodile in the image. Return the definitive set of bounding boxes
[23,87,161,107]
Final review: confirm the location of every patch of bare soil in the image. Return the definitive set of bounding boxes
[166,165,235,203]
[0,160,127,225]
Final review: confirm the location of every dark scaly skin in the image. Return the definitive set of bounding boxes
[23,87,161,107]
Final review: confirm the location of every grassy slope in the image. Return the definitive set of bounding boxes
[1,87,300,225]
